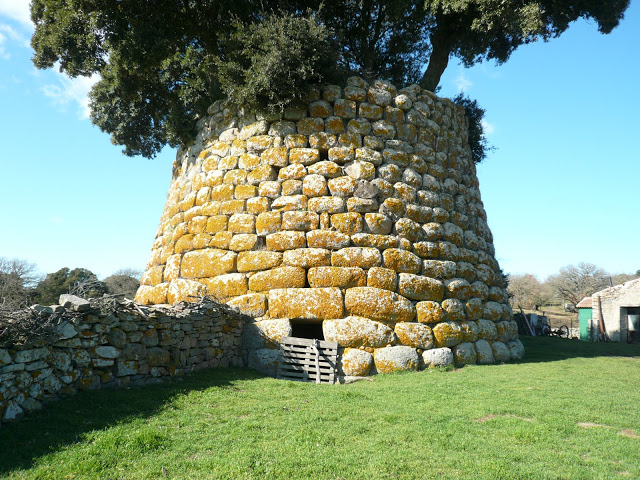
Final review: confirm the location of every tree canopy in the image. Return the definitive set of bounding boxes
[31,0,630,158]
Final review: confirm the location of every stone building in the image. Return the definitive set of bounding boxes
[135,77,524,376]
[589,279,640,343]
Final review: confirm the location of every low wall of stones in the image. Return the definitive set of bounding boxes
[0,297,246,425]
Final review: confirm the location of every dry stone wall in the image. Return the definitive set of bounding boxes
[0,296,246,424]
[135,77,524,377]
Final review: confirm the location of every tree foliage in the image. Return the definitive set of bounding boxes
[31,0,630,158]
[0,258,42,307]
[507,273,552,309]
[34,267,106,305]
[546,262,610,306]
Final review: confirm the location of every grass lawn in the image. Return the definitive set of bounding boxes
[1,337,639,479]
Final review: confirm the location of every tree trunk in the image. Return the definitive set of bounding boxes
[420,26,452,92]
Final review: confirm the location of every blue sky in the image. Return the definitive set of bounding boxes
[0,1,638,281]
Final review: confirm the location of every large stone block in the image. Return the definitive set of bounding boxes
[248,266,306,291]
[345,287,416,323]
[323,316,395,348]
[201,273,247,301]
[306,230,351,249]
[283,248,331,268]
[226,293,268,317]
[340,348,373,376]
[475,339,495,365]
[269,288,344,320]
[432,321,464,348]
[181,249,237,278]
[243,319,292,349]
[330,247,381,269]
[394,323,434,349]
[383,249,422,274]
[397,273,444,301]
[422,347,454,368]
[374,346,419,373]
[167,279,207,304]
[453,342,477,367]
[308,267,366,288]
[265,231,307,251]
[237,251,283,272]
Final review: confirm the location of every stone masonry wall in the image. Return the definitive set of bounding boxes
[135,77,524,377]
[0,297,246,424]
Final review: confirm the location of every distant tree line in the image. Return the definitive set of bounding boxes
[507,262,640,310]
[0,258,141,308]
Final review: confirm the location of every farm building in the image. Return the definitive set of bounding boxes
[588,278,640,343]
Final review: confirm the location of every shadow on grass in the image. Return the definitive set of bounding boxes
[520,336,640,363]
[0,367,263,475]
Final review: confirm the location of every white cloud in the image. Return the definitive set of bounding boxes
[0,0,33,28]
[455,71,473,92]
[42,72,100,119]
[481,119,496,136]
[0,23,28,59]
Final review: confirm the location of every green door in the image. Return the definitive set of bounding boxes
[578,308,592,341]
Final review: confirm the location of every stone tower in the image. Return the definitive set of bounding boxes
[135,77,523,376]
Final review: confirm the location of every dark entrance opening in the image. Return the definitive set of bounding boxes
[290,319,324,340]
[625,307,640,344]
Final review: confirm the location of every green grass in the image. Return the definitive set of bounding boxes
[1,337,639,479]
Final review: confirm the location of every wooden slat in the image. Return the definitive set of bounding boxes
[277,337,338,384]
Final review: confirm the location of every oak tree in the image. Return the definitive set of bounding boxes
[31,0,630,158]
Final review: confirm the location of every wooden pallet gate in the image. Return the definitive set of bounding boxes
[277,337,338,384]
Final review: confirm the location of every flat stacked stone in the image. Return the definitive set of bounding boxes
[135,77,523,376]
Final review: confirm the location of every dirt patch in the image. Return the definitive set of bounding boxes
[577,422,609,429]
[476,414,534,423]
[619,429,640,439]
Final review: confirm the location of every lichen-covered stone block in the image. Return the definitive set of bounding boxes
[248,266,306,291]
[308,267,366,288]
[324,316,394,348]
[226,293,268,317]
[201,273,247,301]
[265,231,306,251]
[181,249,237,278]
[397,273,444,301]
[383,249,422,274]
[453,342,477,367]
[395,323,434,349]
[432,321,463,348]
[306,230,351,249]
[345,287,416,323]
[374,346,419,373]
[283,248,331,268]
[422,347,453,368]
[340,348,373,376]
[269,288,344,320]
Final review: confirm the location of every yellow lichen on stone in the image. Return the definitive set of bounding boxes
[308,267,366,288]
[283,248,331,268]
[228,233,258,251]
[167,279,207,304]
[345,287,415,323]
[269,287,344,320]
[416,301,446,324]
[397,273,444,301]
[289,148,320,165]
[237,251,283,272]
[265,231,306,251]
[366,267,398,291]
[200,273,247,301]
[331,247,382,268]
[248,266,306,291]
[323,316,394,348]
[306,230,351,249]
[140,265,164,286]
[394,323,434,349]
[340,348,373,376]
[281,211,320,231]
[206,215,228,234]
[226,293,268,317]
[262,147,289,167]
[331,212,363,235]
[256,211,281,236]
[181,249,237,278]
[432,321,464,348]
[382,249,422,274]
